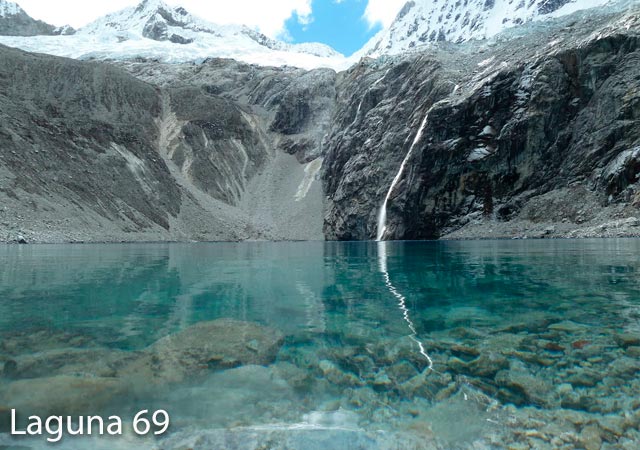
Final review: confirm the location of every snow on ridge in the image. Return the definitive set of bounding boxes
[0,0,349,69]
[367,0,613,57]
[0,0,22,17]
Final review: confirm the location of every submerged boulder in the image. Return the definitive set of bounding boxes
[1,375,130,418]
[120,319,284,387]
[13,347,134,379]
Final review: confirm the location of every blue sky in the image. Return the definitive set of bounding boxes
[285,0,382,56]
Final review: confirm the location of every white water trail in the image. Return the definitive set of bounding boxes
[350,69,391,128]
[376,111,430,241]
[378,241,434,371]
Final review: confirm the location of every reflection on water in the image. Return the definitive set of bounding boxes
[378,241,433,371]
[0,239,639,449]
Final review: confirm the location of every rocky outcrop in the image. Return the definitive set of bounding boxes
[322,5,640,240]
[0,48,330,242]
[0,45,183,239]
[118,319,284,387]
[0,319,284,419]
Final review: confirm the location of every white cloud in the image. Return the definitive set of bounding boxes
[363,0,406,28]
[16,0,313,38]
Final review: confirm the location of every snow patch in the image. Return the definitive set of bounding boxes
[468,147,492,162]
[0,0,21,17]
[295,158,323,202]
[367,0,616,57]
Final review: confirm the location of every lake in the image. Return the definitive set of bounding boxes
[1,239,639,449]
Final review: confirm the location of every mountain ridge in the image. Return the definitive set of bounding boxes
[0,0,347,69]
[0,0,74,36]
[366,0,612,57]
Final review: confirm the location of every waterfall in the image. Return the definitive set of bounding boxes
[377,241,433,370]
[376,111,431,241]
[351,69,391,128]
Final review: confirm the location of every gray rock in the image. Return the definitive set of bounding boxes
[1,375,129,417]
[566,369,601,388]
[322,6,640,240]
[625,346,640,358]
[0,405,10,433]
[616,333,640,349]
[120,319,284,387]
[495,369,553,407]
[2,359,17,378]
[447,352,509,378]
[13,347,133,379]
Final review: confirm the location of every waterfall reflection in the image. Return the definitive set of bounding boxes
[377,241,433,370]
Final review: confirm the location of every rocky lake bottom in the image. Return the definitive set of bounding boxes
[0,239,639,449]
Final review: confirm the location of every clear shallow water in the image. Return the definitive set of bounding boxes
[1,239,640,449]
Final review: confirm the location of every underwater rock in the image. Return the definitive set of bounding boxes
[580,425,603,450]
[2,360,17,379]
[447,352,509,379]
[14,347,133,379]
[120,319,284,387]
[625,346,640,358]
[2,375,129,418]
[495,369,553,407]
[163,365,299,428]
[318,360,362,387]
[548,321,586,333]
[274,362,315,392]
[615,334,640,349]
[158,427,438,450]
[0,329,95,356]
[0,406,10,432]
[386,361,419,384]
[397,370,452,400]
[566,369,601,388]
[371,371,392,392]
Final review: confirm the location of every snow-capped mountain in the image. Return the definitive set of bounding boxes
[365,0,612,56]
[0,0,347,69]
[0,0,74,36]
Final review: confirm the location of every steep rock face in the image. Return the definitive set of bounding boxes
[0,48,332,242]
[322,57,454,240]
[164,87,270,206]
[400,35,640,239]
[323,5,640,240]
[0,45,181,234]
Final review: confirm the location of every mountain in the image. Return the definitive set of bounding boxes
[324,0,640,240]
[0,0,74,36]
[365,0,611,56]
[1,0,639,244]
[0,0,347,69]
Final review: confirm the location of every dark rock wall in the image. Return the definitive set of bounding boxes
[322,11,640,240]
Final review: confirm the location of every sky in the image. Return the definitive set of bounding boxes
[15,0,406,55]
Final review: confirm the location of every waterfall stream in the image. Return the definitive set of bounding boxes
[376,111,430,241]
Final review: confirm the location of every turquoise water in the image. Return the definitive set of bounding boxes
[1,239,640,449]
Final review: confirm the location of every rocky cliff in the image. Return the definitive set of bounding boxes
[0,2,639,243]
[0,48,330,243]
[323,2,640,240]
